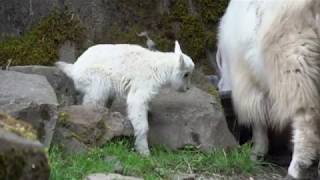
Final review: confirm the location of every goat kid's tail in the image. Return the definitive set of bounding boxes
[55,61,74,78]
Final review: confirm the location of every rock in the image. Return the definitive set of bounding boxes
[53,127,89,154]
[9,65,79,106]
[104,155,123,174]
[84,173,143,180]
[102,111,133,142]
[111,87,238,151]
[171,173,196,180]
[0,113,50,180]
[206,75,219,87]
[53,105,133,153]
[0,70,58,147]
[0,70,58,105]
[149,87,238,150]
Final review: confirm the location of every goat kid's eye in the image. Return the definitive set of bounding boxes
[184,73,189,78]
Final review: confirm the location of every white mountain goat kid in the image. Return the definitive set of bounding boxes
[56,41,195,155]
[217,0,320,179]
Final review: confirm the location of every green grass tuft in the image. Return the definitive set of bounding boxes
[49,138,264,180]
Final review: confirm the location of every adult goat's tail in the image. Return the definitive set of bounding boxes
[55,61,74,78]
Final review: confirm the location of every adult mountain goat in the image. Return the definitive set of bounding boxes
[56,41,194,156]
[217,0,320,179]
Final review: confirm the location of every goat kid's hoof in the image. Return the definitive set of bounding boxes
[139,151,150,157]
[250,152,265,162]
[136,148,150,157]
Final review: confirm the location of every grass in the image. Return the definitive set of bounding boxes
[49,138,266,180]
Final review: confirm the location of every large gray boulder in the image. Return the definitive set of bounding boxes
[0,113,50,180]
[9,65,78,106]
[111,87,238,151]
[148,87,237,150]
[0,70,58,147]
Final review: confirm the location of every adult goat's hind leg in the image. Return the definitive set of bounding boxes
[231,62,269,161]
[266,49,320,179]
[286,109,320,179]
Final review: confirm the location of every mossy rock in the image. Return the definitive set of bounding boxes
[191,69,222,110]
[0,10,85,66]
[0,113,37,141]
[0,126,49,179]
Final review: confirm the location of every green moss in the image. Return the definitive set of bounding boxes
[178,16,206,59]
[0,113,37,140]
[0,152,25,179]
[195,0,230,24]
[70,132,85,142]
[0,10,86,66]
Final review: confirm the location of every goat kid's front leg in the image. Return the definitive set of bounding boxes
[127,93,150,156]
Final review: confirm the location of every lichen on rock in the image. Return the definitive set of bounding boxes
[0,113,37,141]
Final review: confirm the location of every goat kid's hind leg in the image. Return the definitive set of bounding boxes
[82,76,111,109]
[127,91,150,156]
[286,109,320,179]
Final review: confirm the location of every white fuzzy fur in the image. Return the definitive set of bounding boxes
[56,41,194,155]
[217,0,320,178]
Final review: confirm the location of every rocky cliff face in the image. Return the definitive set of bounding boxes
[0,0,228,73]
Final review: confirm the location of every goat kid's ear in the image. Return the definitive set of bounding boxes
[174,40,182,54]
[179,55,186,70]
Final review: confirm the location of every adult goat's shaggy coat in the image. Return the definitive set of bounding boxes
[217,0,320,179]
[56,41,195,155]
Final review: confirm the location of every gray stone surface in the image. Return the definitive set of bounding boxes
[0,70,58,147]
[0,0,54,40]
[149,87,238,150]
[0,70,58,105]
[9,65,78,106]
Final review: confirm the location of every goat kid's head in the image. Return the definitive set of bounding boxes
[171,41,195,92]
